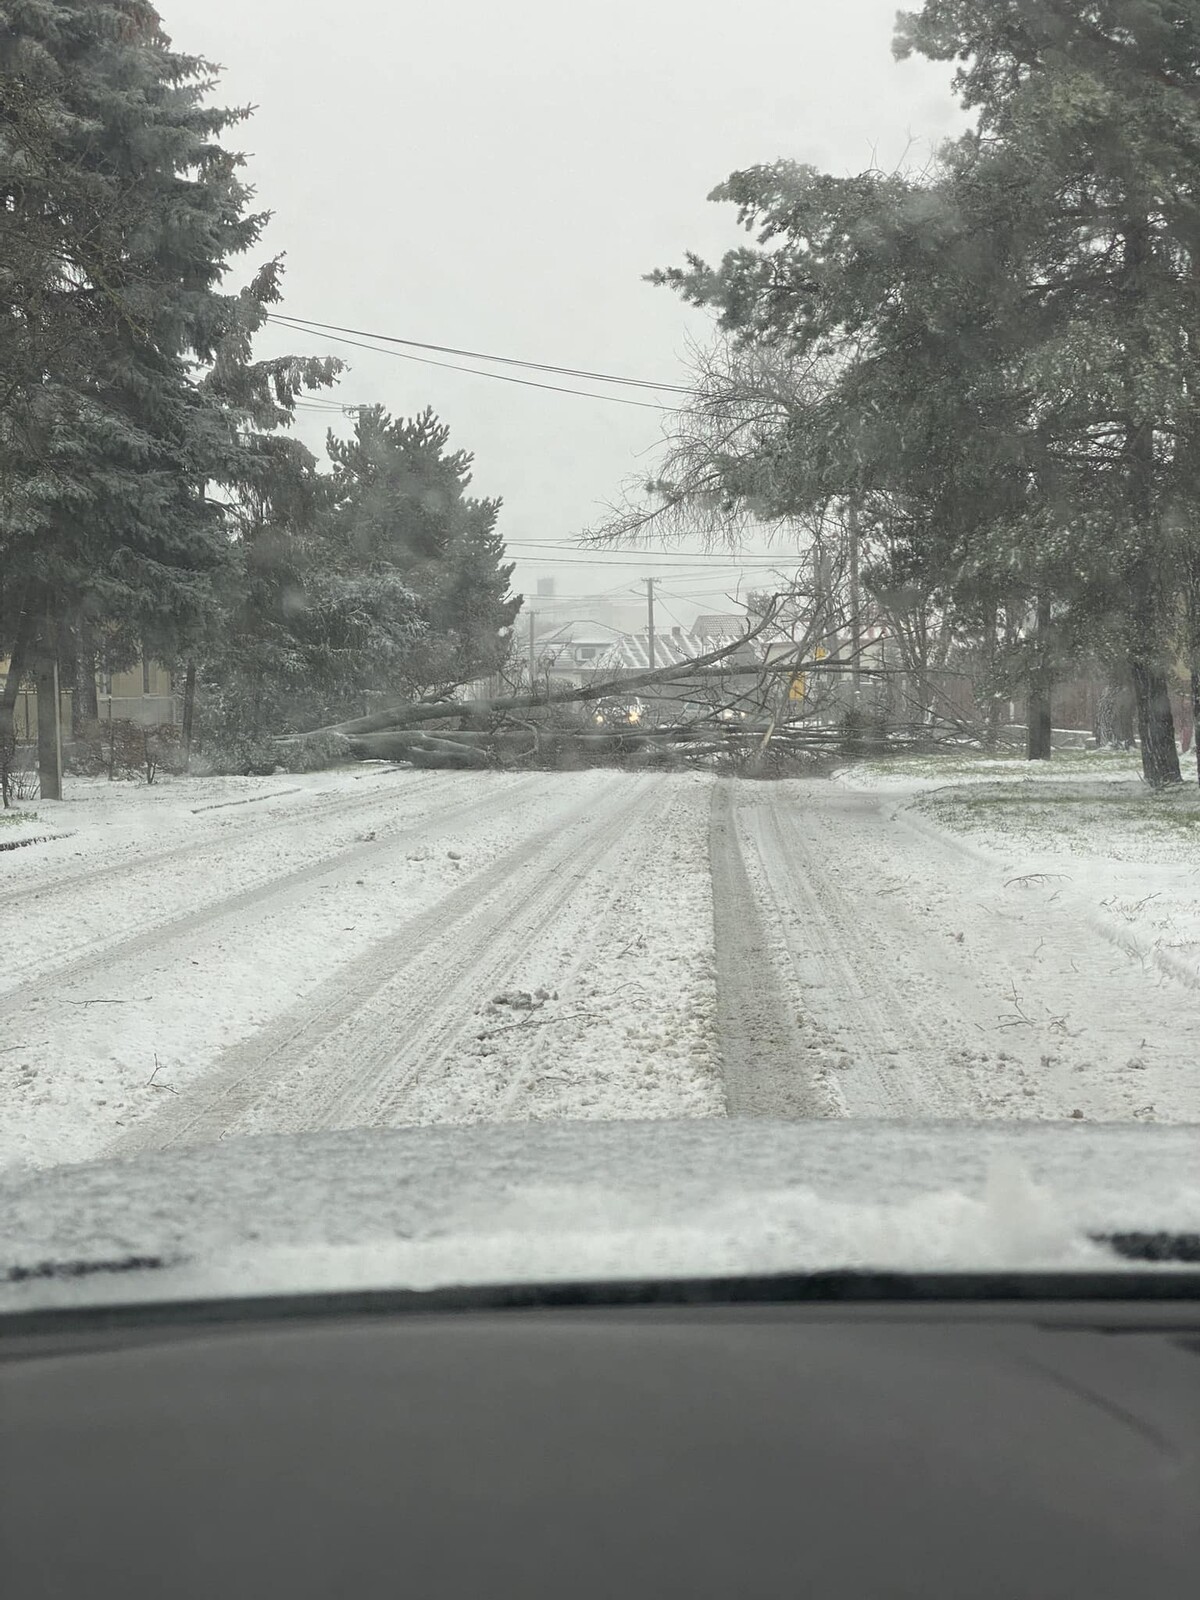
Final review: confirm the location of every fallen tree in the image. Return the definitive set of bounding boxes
[288,603,787,742]
[282,596,986,771]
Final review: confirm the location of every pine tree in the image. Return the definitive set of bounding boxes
[197,433,425,748]
[195,402,521,751]
[894,0,1200,784]
[0,1,338,792]
[651,1,1200,784]
[326,405,520,696]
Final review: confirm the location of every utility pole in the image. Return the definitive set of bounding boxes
[645,577,656,671]
[181,661,197,771]
[528,609,537,688]
[35,609,63,801]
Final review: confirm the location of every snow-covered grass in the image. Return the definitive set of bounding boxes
[849,745,1146,788]
[838,747,1200,995]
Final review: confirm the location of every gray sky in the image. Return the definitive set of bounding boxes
[167,0,961,624]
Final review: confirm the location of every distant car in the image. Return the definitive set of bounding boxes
[592,697,645,728]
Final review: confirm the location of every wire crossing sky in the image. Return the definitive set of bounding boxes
[167,0,962,615]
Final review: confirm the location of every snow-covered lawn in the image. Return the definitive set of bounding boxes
[839,749,1200,993]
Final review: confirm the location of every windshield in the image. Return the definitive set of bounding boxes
[3,0,1200,1303]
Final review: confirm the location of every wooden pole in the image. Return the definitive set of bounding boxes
[182,660,197,770]
[35,636,63,800]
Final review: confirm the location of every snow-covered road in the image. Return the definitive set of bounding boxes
[1,769,722,1169]
[2,763,1197,1171]
[713,778,1200,1124]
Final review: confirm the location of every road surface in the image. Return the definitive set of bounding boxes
[0,767,1194,1169]
[711,779,1197,1124]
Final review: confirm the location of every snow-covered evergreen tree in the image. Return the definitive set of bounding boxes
[326,405,521,695]
[0,1,338,778]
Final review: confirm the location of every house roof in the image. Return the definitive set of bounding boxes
[594,630,755,673]
[692,611,747,639]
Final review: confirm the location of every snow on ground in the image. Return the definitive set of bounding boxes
[4,749,1198,1178]
[803,749,1200,1121]
[841,748,1200,990]
[0,767,721,1172]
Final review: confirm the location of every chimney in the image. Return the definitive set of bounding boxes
[672,625,682,638]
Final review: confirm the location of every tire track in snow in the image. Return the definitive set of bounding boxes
[710,781,839,1118]
[0,770,440,914]
[304,777,663,1134]
[1,774,545,1018]
[111,775,659,1151]
[717,782,989,1118]
[476,776,722,1125]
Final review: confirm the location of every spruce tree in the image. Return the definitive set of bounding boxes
[326,405,520,696]
[651,1,1200,784]
[895,0,1200,783]
[0,1,338,792]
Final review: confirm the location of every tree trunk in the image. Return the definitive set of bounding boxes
[847,500,862,705]
[1130,659,1181,787]
[1,605,32,757]
[34,640,63,801]
[1025,595,1052,760]
[1026,682,1052,760]
[181,660,197,769]
[72,621,99,735]
[1121,219,1179,786]
[985,695,1004,752]
[1100,683,1136,747]
[297,611,782,741]
[0,606,33,809]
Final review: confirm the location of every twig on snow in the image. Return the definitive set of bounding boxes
[996,981,1034,1028]
[67,997,152,1007]
[147,1056,177,1094]
[476,1010,600,1042]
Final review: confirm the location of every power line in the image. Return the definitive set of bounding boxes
[505,547,793,566]
[510,538,760,551]
[270,314,696,395]
[267,318,685,413]
[655,596,691,632]
[505,543,787,565]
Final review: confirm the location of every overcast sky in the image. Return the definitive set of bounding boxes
[166,0,961,625]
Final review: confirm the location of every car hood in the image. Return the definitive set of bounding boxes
[2,1118,1198,1312]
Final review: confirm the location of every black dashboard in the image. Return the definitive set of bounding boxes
[3,1283,1198,1599]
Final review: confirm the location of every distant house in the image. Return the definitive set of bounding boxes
[594,627,722,673]
[692,612,747,644]
[0,653,180,741]
[530,622,621,688]
[96,658,179,728]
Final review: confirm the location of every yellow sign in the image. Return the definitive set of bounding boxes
[789,674,806,701]
[815,645,829,660]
